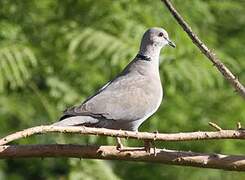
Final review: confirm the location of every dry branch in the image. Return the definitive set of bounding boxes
[0,144,244,171]
[0,125,245,145]
[161,0,245,98]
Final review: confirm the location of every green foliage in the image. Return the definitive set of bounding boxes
[69,159,120,180]
[0,44,37,91]
[0,0,244,179]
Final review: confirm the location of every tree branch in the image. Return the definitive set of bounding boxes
[0,144,244,171]
[161,0,245,99]
[0,125,245,145]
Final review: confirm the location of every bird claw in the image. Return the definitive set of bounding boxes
[116,137,124,150]
[144,140,157,156]
[144,140,151,153]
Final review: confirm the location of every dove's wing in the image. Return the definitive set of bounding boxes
[61,70,156,121]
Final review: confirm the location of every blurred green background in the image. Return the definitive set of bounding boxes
[0,0,244,179]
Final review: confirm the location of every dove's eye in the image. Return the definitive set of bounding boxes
[158,32,164,37]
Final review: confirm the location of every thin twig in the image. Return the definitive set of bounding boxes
[161,0,245,99]
[237,122,242,130]
[0,144,244,171]
[0,125,244,145]
[209,122,223,131]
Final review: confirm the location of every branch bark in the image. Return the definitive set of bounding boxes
[161,0,245,99]
[0,144,244,171]
[0,125,245,145]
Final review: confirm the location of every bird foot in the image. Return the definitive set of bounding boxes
[116,137,124,150]
[144,140,151,153]
[144,140,157,156]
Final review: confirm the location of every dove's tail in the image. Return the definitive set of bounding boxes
[52,116,100,127]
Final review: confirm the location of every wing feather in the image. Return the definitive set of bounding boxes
[61,73,152,121]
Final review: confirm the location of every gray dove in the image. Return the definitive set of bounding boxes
[53,27,175,149]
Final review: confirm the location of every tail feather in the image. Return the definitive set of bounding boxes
[52,116,99,126]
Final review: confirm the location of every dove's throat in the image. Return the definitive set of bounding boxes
[139,44,161,66]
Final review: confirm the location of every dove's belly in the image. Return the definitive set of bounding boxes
[132,84,163,130]
[105,79,163,131]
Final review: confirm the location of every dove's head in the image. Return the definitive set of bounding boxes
[141,27,175,49]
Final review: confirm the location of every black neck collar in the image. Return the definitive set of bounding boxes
[136,54,151,61]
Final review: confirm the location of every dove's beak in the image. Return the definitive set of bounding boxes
[167,39,176,48]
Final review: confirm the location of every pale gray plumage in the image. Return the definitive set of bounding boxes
[53,27,175,131]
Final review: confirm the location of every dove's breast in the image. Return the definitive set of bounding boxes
[124,60,163,130]
[131,74,163,130]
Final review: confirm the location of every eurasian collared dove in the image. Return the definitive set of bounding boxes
[53,27,175,149]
